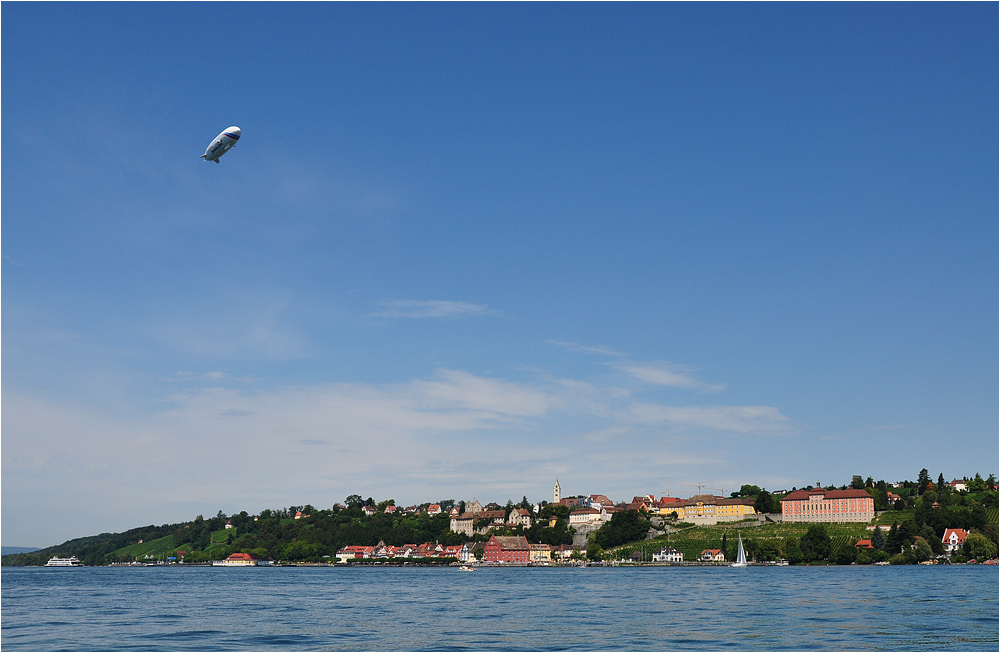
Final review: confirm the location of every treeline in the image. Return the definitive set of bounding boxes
[0,521,187,567]
[1,499,579,566]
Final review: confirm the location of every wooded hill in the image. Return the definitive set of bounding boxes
[1,500,575,566]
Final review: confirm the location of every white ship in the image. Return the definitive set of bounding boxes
[45,556,83,567]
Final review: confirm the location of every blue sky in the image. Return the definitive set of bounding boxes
[3,3,996,547]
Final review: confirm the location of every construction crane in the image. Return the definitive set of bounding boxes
[680,483,704,495]
[707,487,725,498]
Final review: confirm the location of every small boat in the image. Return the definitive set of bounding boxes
[730,534,747,568]
[45,556,83,567]
[458,564,476,571]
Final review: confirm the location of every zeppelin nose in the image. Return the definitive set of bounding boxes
[225,126,241,139]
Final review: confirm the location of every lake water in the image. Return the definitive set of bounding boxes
[2,565,997,651]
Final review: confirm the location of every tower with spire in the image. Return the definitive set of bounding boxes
[553,479,561,505]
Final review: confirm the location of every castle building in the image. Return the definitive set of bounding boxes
[781,488,874,523]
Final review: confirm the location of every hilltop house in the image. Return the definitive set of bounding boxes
[569,507,602,525]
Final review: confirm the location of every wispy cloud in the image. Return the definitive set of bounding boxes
[370,299,504,319]
[546,340,623,356]
[623,403,796,434]
[613,360,726,392]
[2,365,797,545]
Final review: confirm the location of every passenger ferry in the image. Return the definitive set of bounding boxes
[45,556,83,567]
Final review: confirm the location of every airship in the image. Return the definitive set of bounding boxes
[200,126,241,163]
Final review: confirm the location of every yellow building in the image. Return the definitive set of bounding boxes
[716,498,757,521]
[529,544,552,562]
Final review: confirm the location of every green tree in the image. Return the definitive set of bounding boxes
[912,538,933,562]
[850,475,865,490]
[832,543,857,565]
[345,495,363,508]
[964,533,999,560]
[871,526,886,551]
[917,468,930,495]
[885,522,900,553]
[800,525,832,562]
[755,490,776,515]
[593,510,650,549]
[783,537,804,564]
[586,542,604,562]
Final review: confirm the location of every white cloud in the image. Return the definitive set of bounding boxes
[623,403,795,434]
[369,299,504,319]
[613,360,726,392]
[546,340,623,356]
[2,365,797,546]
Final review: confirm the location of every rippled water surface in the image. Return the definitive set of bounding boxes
[2,565,997,650]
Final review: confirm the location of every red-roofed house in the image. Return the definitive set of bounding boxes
[700,549,725,562]
[854,539,874,549]
[427,504,442,515]
[484,535,531,564]
[508,508,533,528]
[384,505,397,514]
[336,546,374,562]
[781,488,874,523]
[587,494,614,509]
[949,479,967,492]
[942,528,969,554]
[215,552,264,566]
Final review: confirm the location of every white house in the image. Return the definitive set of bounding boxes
[569,507,601,525]
[942,528,969,554]
[652,547,683,563]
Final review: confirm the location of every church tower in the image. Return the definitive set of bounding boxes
[553,479,561,504]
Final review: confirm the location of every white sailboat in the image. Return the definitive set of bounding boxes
[731,533,747,568]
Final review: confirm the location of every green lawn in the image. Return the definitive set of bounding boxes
[111,535,176,559]
[211,528,234,543]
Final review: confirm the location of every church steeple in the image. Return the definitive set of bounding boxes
[553,479,561,504]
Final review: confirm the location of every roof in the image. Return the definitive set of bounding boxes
[701,549,722,555]
[570,507,600,515]
[455,510,506,520]
[487,535,531,551]
[942,528,969,543]
[782,488,873,501]
[688,494,719,504]
[855,539,874,548]
[717,497,756,506]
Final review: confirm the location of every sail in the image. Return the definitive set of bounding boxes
[732,533,747,567]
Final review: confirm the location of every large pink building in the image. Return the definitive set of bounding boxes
[781,488,874,523]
